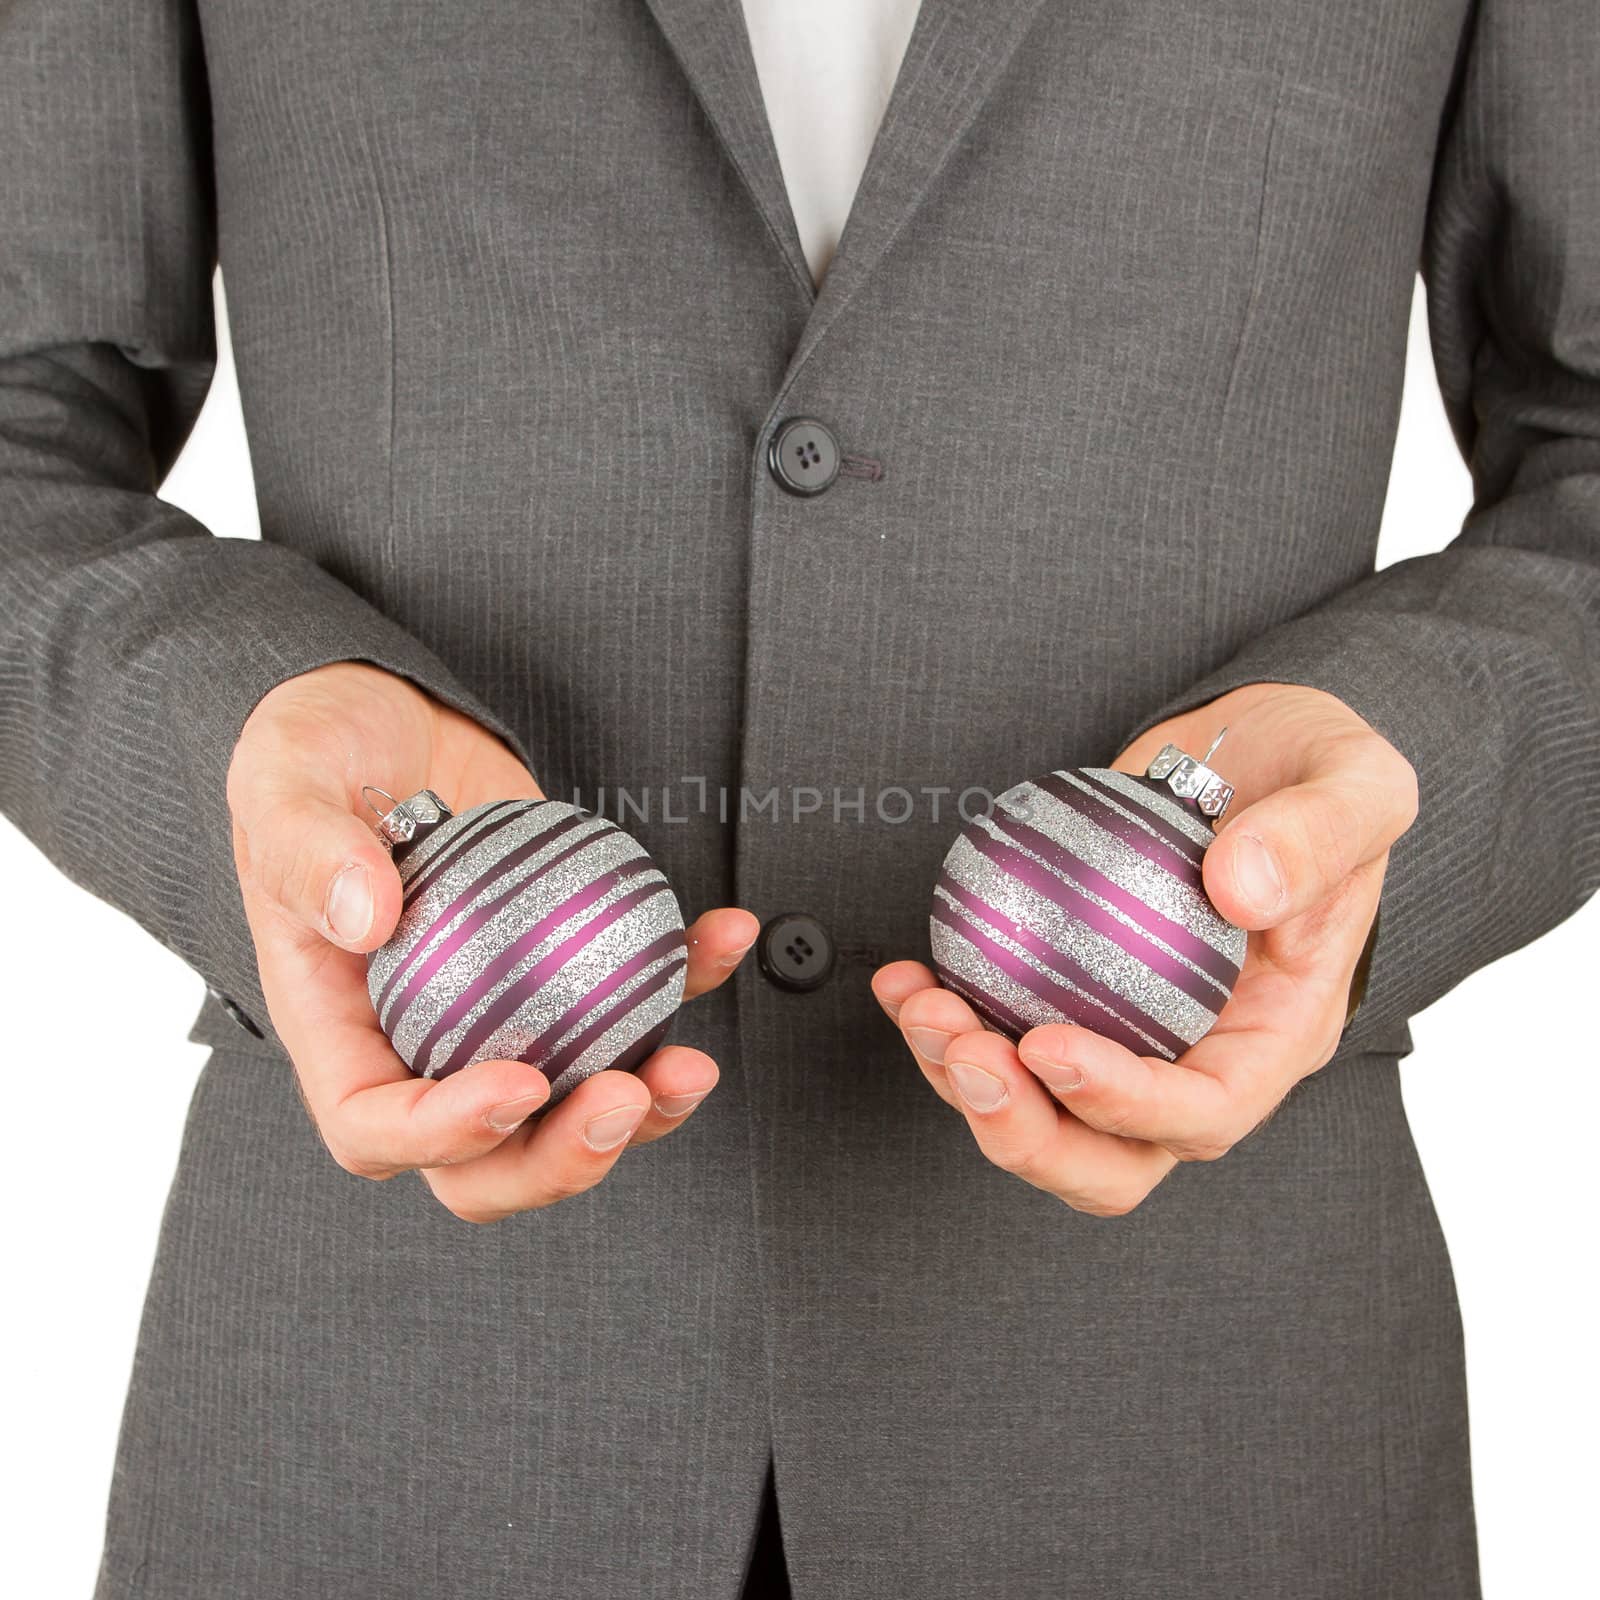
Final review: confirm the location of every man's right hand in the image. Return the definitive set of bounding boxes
[226,662,757,1223]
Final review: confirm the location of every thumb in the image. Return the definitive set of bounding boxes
[237,794,402,952]
[1203,744,1417,929]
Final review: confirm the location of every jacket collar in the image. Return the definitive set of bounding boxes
[642,0,1050,377]
[641,0,815,300]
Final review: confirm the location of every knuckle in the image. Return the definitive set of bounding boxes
[540,1167,598,1206]
[275,830,328,917]
[1375,742,1420,824]
[1312,1020,1344,1072]
[1307,790,1365,878]
[420,1171,504,1226]
[1087,1100,1141,1141]
[224,758,252,822]
[998,1141,1045,1181]
[1173,1129,1235,1164]
[1068,1182,1150,1219]
[327,1142,392,1182]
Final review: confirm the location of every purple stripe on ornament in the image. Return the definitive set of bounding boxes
[1032,772,1205,875]
[606,1018,676,1079]
[936,879,1194,1057]
[399,799,528,904]
[987,814,1241,988]
[396,796,521,902]
[431,877,670,1079]
[520,928,686,1071]
[532,942,688,1089]
[1071,770,1213,862]
[937,967,1037,1043]
[956,827,1229,1005]
[410,864,655,1073]
[377,817,601,1020]
[931,898,1173,1058]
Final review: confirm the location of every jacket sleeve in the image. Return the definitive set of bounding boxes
[1120,0,1600,1053]
[0,0,529,1044]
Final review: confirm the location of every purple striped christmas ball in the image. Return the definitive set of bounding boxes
[366,794,687,1105]
[930,760,1246,1061]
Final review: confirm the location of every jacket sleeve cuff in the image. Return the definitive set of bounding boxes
[1115,577,1571,1059]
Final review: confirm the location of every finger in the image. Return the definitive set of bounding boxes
[243,882,552,1175]
[422,1068,654,1223]
[234,793,403,953]
[940,1029,1178,1215]
[879,969,989,1108]
[1017,1016,1303,1163]
[870,959,941,1024]
[682,907,761,1000]
[628,1044,721,1143]
[1204,736,1417,929]
[280,957,555,1176]
[316,1056,555,1178]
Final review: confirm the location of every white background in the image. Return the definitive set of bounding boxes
[1,281,1595,1594]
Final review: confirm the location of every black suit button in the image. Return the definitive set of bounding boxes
[208,984,265,1039]
[756,913,836,992]
[768,417,840,497]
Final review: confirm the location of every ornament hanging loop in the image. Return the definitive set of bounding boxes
[1147,732,1235,820]
[361,785,397,821]
[364,786,453,853]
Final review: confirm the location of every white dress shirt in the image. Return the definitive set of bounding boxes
[740,0,925,286]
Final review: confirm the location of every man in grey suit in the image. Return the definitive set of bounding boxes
[2,0,1596,1595]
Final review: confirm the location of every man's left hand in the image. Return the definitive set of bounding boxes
[872,683,1418,1215]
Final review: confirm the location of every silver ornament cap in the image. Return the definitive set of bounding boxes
[364,786,453,861]
[1146,728,1235,819]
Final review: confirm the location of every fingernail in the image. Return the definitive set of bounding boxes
[582,1104,647,1152]
[881,999,902,1022]
[325,863,374,944]
[653,1090,708,1119]
[486,1091,547,1131]
[1024,1054,1086,1094]
[719,939,756,970]
[906,1026,953,1065]
[1233,833,1285,917]
[946,1060,1009,1112]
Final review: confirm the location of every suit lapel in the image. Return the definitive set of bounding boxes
[790,0,1050,378]
[642,0,1051,375]
[640,0,815,301]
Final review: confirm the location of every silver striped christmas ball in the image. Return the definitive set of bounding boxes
[366,794,687,1105]
[930,754,1246,1061]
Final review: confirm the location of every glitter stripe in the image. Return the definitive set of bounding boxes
[935,969,1030,1040]
[430,878,669,1078]
[936,880,1194,1056]
[377,820,602,1021]
[411,865,655,1074]
[956,827,1230,1003]
[530,942,688,1085]
[398,799,521,899]
[1082,769,1216,850]
[601,1016,676,1079]
[1040,771,1207,871]
[931,898,1172,1057]
[989,814,1241,986]
[402,801,574,907]
[520,930,686,1068]
[1031,772,1205,879]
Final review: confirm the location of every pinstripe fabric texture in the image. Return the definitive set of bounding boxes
[2,0,1597,1594]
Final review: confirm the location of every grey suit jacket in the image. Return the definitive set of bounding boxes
[3,0,1597,1595]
